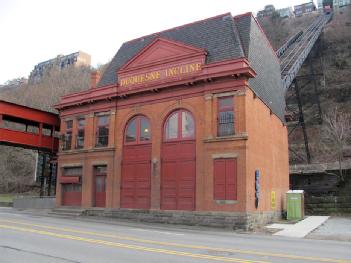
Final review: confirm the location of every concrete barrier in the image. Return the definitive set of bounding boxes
[13,196,56,209]
[0,202,12,207]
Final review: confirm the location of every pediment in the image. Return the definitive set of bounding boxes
[119,37,206,72]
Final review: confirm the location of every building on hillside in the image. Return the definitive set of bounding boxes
[55,13,289,229]
[257,5,276,17]
[1,77,28,87]
[276,7,294,18]
[317,0,324,9]
[29,51,91,83]
[333,0,351,8]
[294,1,317,16]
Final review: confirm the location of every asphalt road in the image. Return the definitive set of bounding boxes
[0,208,350,263]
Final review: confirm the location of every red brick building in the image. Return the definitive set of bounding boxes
[55,13,289,229]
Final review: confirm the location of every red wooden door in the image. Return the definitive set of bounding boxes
[94,166,107,207]
[62,184,82,206]
[121,116,151,209]
[161,110,196,211]
[95,175,106,207]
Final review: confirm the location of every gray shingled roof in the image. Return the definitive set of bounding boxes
[235,15,285,121]
[97,13,285,122]
[98,14,244,88]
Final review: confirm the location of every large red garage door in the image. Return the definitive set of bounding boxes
[121,116,151,209]
[161,110,196,211]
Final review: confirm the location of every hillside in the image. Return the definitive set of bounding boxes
[0,66,91,113]
[260,7,351,166]
[0,65,92,193]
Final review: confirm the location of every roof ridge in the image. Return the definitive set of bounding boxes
[230,16,245,58]
[124,12,232,44]
[252,16,279,61]
[233,12,252,20]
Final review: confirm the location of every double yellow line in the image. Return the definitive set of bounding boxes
[0,222,262,263]
[0,219,349,263]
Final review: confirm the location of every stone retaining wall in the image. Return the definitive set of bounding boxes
[13,196,56,209]
[0,202,12,207]
[85,209,281,230]
[306,196,351,215]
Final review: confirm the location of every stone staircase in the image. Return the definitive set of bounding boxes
[49,207,87,217]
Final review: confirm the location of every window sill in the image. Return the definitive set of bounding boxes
[203,133,248,143]
[59,147,115,155]
[215,200,238,205]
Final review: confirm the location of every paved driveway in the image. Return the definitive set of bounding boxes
[307,216,351,242]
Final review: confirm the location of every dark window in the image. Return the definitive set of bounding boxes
[165,112,178,139]
[125,118,137,143]
[213,158,237,200]
[95,176,106,192]
[140,117,151,142]
[164,110,194,140]
[62,184,81,192]
[63,167,82,176]
[125,116,151,144]
[76,118,85,149]
[94,165,107,192]
[96,115,109,147]
[63,120,73,150]
[218,97,234,137]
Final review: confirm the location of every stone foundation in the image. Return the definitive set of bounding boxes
[85,209,281,231]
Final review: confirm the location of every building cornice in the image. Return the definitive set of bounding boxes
[54,58,255,111]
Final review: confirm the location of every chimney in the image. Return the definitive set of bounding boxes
[91,71,100,89]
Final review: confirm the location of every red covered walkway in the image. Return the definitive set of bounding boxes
[0,100,60,153]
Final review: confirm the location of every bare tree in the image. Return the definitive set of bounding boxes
[323,107,351,182]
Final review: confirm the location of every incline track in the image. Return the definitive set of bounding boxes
[277,14,332,90]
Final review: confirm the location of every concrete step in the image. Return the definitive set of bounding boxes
[49,207,86,217]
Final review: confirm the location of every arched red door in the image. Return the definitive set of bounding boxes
[121,115,151,209]
[161,110,196,211]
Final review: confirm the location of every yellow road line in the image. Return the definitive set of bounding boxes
[0,219,349,263]
[0,224,263,263]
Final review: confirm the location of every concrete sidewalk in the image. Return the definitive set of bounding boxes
[266,216,329,238]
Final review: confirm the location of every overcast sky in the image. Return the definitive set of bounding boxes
[0,0,315,84]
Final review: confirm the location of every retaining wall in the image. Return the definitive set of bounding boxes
[13,196,56,209]
[306,196,351,215]
[85,209,281,230]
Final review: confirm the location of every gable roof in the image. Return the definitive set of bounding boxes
[235,14,285,121]
[119,37,207,71]
[97,12,285,122]
[98,13,244,88]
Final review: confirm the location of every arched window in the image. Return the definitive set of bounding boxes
[164,110,194,140]
[125,116,151,144]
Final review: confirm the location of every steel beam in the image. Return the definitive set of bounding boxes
[294,79,311,163]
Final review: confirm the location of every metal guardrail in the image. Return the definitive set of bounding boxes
[276,31,303,58]
[278,14,332,90]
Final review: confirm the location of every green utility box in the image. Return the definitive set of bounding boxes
[286,190,304,220]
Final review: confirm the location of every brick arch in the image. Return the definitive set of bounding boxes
[120,108,152,133]
[123,114,151,144]
[158,100,204,129]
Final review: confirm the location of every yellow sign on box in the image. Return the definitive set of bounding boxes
[271,191,276,209]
